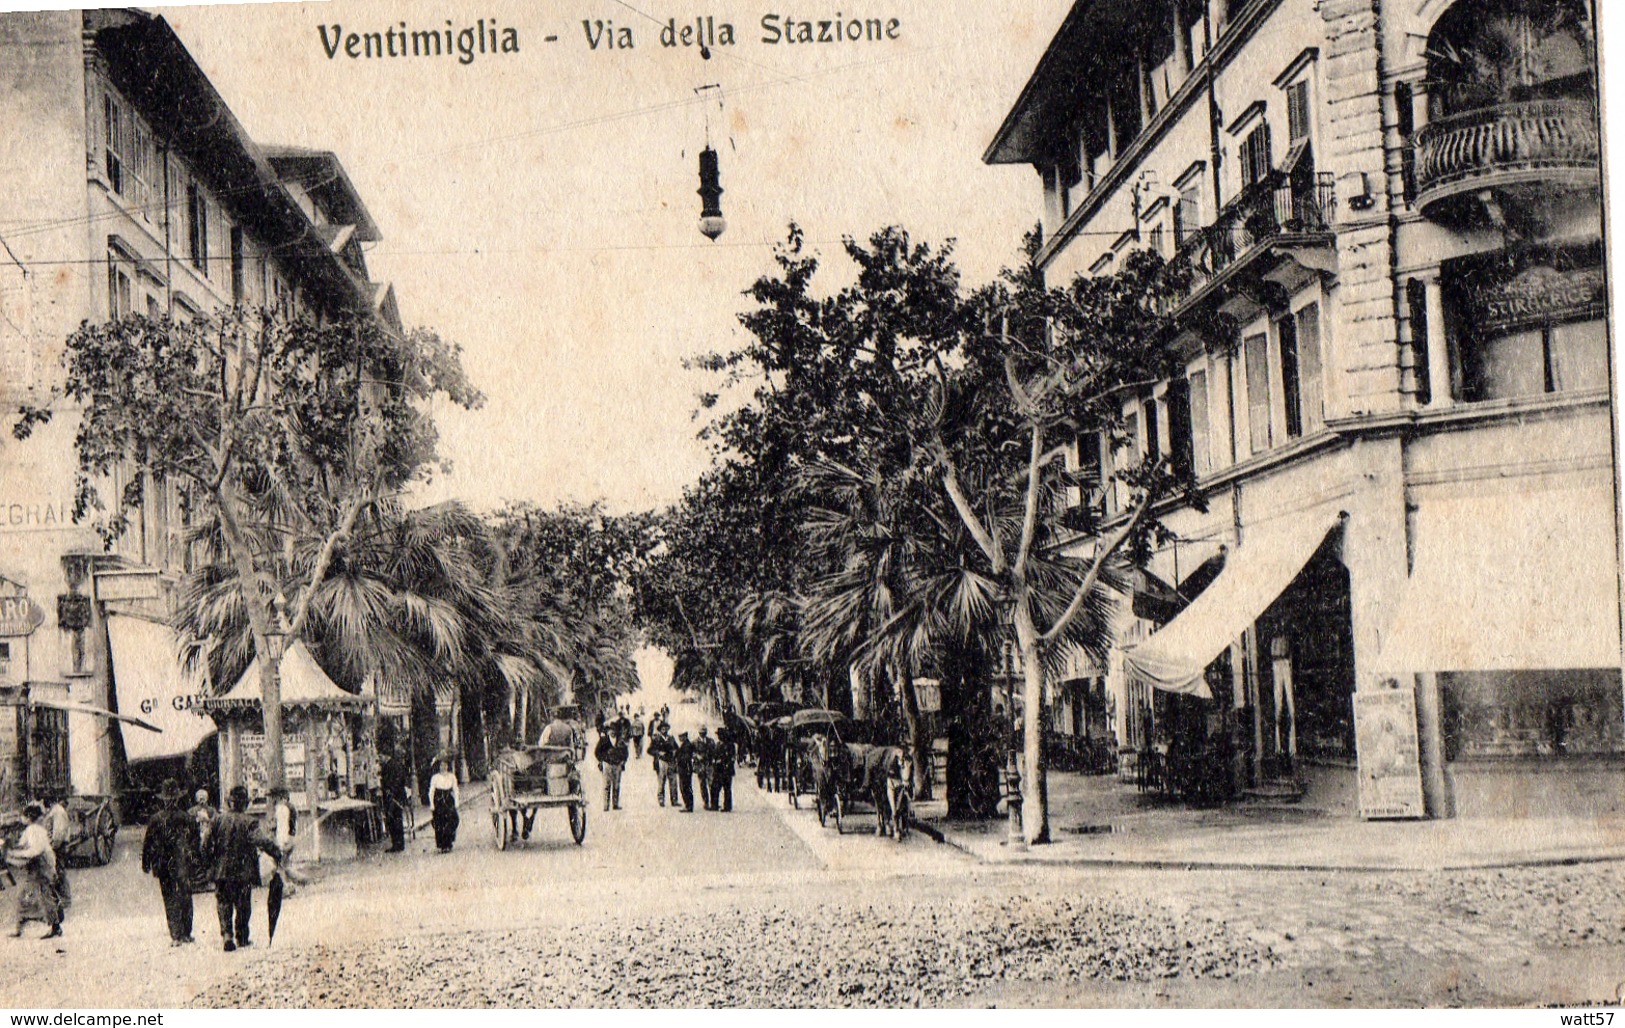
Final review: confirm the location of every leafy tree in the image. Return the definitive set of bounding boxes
[15,308,481,788]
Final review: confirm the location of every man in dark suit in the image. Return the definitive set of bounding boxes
[711,731,736,812]
[674,732,696,813]
[209,785,281,952]
[381,746,410,852]
[141,779,199,946]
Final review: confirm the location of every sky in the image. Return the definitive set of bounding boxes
[146,0,1070,516]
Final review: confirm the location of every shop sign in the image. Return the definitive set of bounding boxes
[1459,262,1605,333]
[1353,688,1425,820]
[0,594,44,637]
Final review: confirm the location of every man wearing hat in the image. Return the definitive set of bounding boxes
[142,779,199,946]
[209,785,282,952]
[695,727,718,811]
[673,731,697,813]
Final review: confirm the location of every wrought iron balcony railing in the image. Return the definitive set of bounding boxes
[1161,171,1337,314]
[1412,99,1599,213]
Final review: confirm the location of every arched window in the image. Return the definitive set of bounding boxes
[1425,0,1593,119]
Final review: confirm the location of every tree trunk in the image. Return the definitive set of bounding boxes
[943,636,996,819]
[898,667,931,801]
[1013,599,1050,845]
[259,645,285,791]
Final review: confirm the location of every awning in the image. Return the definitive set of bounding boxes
[1374,483,1622,672]
[202,640,370,713]
[1123,510,1346,698]
[106,614,211,762]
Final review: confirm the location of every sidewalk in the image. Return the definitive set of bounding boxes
[914,772,1625,872]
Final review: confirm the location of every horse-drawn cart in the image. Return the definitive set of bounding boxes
[489,745,587,849]
[0,690,160,866]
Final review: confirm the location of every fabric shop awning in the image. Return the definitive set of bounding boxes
[1374,483,1622,673]
[106,614,210,762]
[1123,510,1347,698]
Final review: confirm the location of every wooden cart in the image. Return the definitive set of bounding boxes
[489,745,587,849]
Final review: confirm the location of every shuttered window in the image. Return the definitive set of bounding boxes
[1239,122,1272,189]
[1189,368,1211,475]
[1286,80,1312,142]
[1244,332,1271,453]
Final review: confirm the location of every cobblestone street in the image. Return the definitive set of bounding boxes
[4,760,1621,1008]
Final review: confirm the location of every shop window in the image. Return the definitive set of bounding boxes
[1460,320,1608,401]
[0,642,10,681]
[1441,669,1625,760]
[1243,331,1271,453]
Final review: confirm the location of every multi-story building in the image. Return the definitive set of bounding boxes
[0,9,399,804]
[986,0,1615,817]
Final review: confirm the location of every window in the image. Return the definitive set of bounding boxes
[0,641,10,681]
[1293,304,1325,433]
[1143,396,1160,461]
[1279,303,1325,438]
[1395,81,1418,204]
[1148,223,1166,257]
[146,294,161,320]
[1244,331,1271,453]
[1460,320,1608,401]
[1406,278,1431,404]
[1285,80,1312,143]
[1165,378,1193,476]
[1188,368,1211,475]
[187,183,209,275]
[103,95,123,195]
[107,258,131,319]
[1239,121,1273,190]
[230,227,245,304]
[1174,181,1202,247]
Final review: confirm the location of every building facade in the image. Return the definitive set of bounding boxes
[987,0,1617,817]
[0,10,399,804]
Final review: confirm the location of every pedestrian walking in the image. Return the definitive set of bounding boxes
[630,713,645,759]
[695,727,717,810]
[648,723,678,806]
[674,731,696,813]
[711,734,736,812]
[209,785,281,952]
[141,779,197,947]
[428,759,460,853]
[44,792,71,909]
[7,802,63,939]
[595,728,629,811]
[381,744,410,852]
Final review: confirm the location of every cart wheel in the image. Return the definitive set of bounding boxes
[91,807,117,866]
[568,802,587,845]
[833,792,845,834]
[496,810,512,851]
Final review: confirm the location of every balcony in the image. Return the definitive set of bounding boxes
[1412,99,1599,223]
[1162,170,1338,331]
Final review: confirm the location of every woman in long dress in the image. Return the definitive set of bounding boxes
[8,802,63,939]
[428,760,460,853]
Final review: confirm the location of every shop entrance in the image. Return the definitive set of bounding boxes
[1250,537,1355,782]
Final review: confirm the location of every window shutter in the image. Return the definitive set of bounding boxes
[1287,81,1311,142]
[1406,279,1431,405]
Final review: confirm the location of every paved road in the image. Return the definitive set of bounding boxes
[4,758,1624,1007]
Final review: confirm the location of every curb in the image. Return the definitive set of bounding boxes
[907,826,1625,873]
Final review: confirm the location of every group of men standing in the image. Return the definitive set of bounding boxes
[141,780,285,951]
[646,719,736,813]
